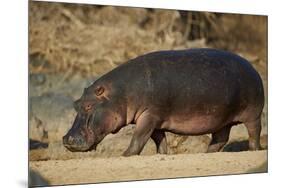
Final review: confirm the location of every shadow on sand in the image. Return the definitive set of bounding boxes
[29,139,48,150]
[223,135,268,152]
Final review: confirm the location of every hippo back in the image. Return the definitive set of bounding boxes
[95,48,264,123]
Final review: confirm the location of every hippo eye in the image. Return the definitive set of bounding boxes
[95,86,104,96]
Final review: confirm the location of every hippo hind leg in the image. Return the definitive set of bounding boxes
[244,117,261,150]
[207,125,232,153]
[151,129,167,154]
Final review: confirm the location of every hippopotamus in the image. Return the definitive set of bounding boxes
[63,48,264,156]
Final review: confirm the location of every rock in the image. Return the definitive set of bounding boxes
[30,73,46,86]
[167,134,210,154]
[29,93,76,142]
[30,93,73,118]
[29,73,94,99]
[29,72,96,143]
[29,116,48,142]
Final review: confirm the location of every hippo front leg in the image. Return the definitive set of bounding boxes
[123,112,162,157]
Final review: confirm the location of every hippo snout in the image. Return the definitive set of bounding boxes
[63,134,90,152]
[63,135,76,145]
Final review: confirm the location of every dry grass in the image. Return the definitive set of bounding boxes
[29,2,191,76]
[29,1,267,77]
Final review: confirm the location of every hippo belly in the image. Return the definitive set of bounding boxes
[162,115,226,135]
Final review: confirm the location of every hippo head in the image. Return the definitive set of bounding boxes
[63,83,125,152]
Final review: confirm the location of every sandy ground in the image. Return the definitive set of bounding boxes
[29,123,268,186]
[30,150,267,186]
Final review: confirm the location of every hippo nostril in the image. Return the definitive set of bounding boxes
[77,137,84,145]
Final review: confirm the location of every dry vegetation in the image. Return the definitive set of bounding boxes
[29,2,267,77]
[28,1,268,186]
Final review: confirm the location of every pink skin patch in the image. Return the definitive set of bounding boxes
[81,125,95,146]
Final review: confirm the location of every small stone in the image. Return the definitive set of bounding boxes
[30,73,46,86]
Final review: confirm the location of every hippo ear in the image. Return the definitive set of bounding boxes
[95,86,104,96]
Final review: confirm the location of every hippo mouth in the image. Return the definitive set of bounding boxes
[64,143,97,152]
[63,130,97,152]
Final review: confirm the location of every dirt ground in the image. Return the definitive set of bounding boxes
[30,151,267,186]
[29,124,268,186]
[28,1,268,187]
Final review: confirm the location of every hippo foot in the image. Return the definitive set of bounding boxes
[122,149,139,157]
[248,142,261,151]
[207,125,231,153]
[207,142,227,153]
[122,151,131,157]
[157,147,168,154]
[245,118,262,151]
